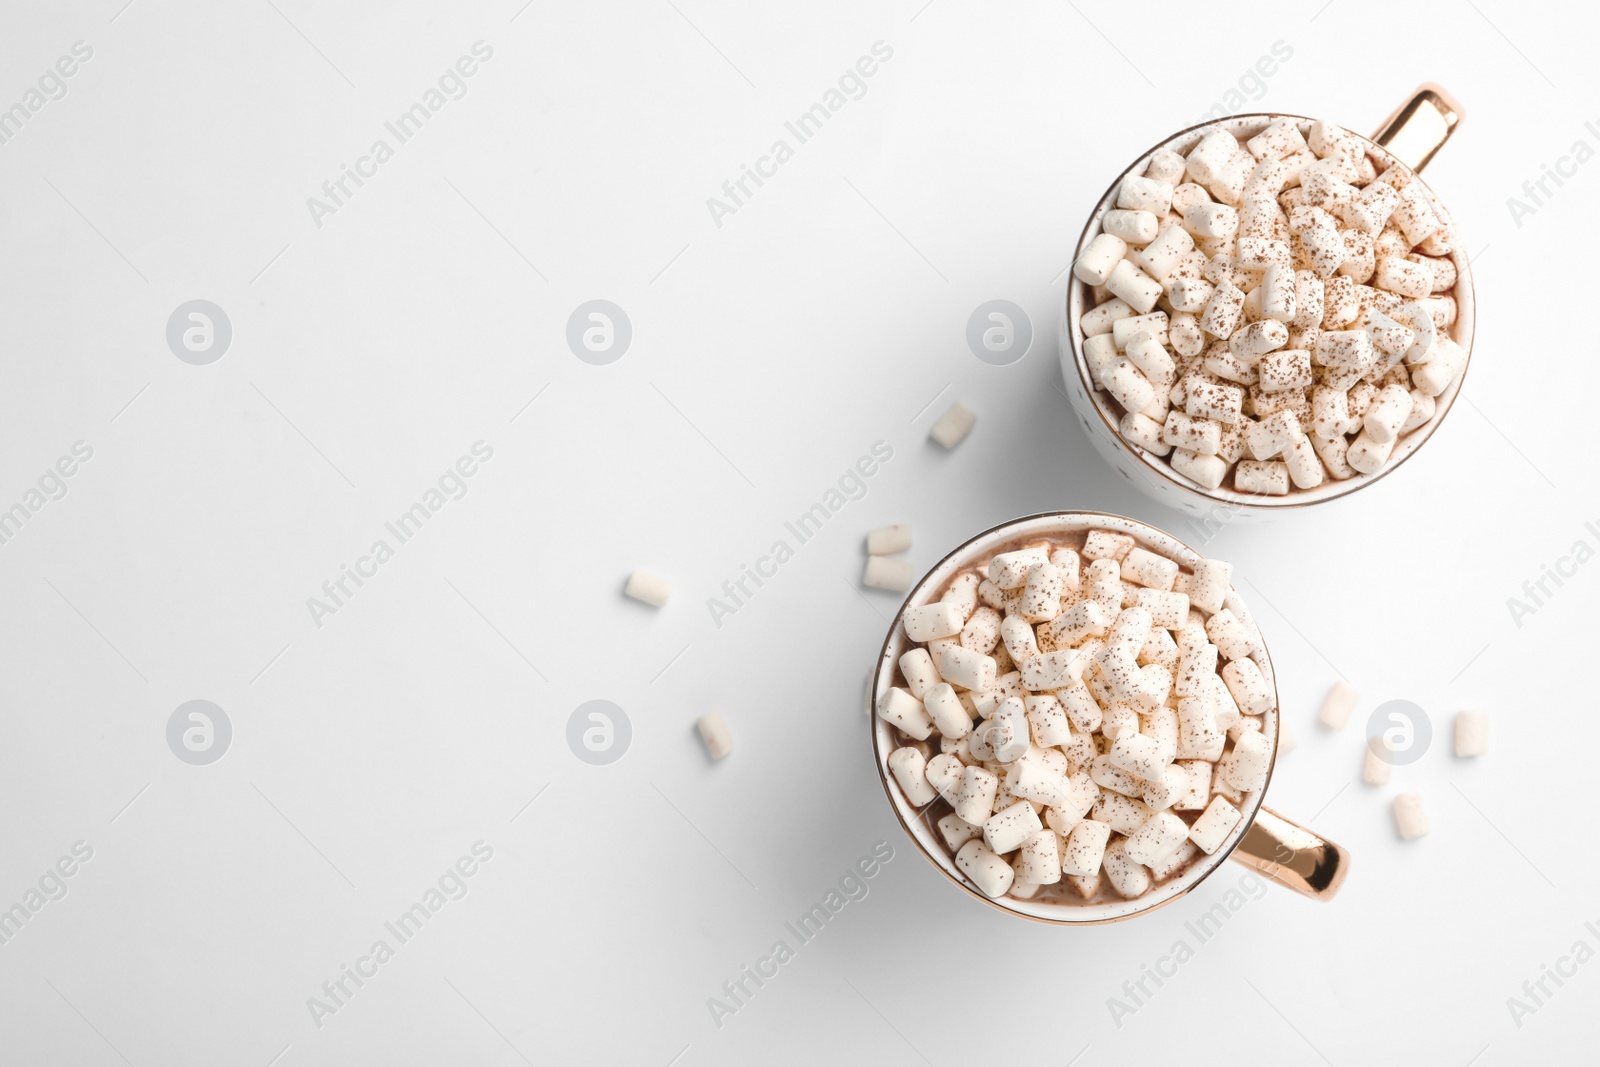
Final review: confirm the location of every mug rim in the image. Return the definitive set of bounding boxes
[869,509,1279,925]
[1064,111,1476,511]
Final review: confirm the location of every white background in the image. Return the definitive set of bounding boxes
[0,0,1594,1064]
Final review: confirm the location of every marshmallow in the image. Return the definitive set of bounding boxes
[1186,379,1244,425]
[1244,410,1302,461]
[924,683,972,740]
[1113,312,1172,350]
[972,670,1023,716]
[1362,739,1393,786]
[1132,225,1196,282]
[1148,839,1200,882]
[1057,681,1103,734]
[1104,208,1159,244]
[1023,693,1071,748]
[1175,760,1212,810]
[1109,732,1169,782]
[1187,128,1240,182]
[1140,762,1189,812]
[953,765,1001,824]
[937,812,981,851]
[1074,232,1128,286]
[697,712,734,759]
[1189,559,1232,615]
[1188,796,1243,854]
[1363,383,1413,444]
[1101,357,1157,415]
[926,753,966,804]
[1135,589,1188,631]
[937,644,997,693]
[961,606,1002,654]
[624,570,672,606]
[1411,337,1465,397]
[864,555,915,592]
[888,746,938,805]
[1060,819,1112,876]
[930,401,977,449]
[1020,649,1085,692]
[987,697,1031,762]
[1051,599,1113,646]
[1083,530,1135,561]
[1221,658,1274,715]
[1019,563,1065,622]
[1163,410,1222,455]
[1455,709,1488,757]
[1247,118,1308,161]
[1122,412,1171,456]
[1103,838,1153,899]
[956,839,1016,897]
[1346,430,1395,475]
[1206,609,1259,661]
[1171,446,1230,490]
[1393,792,1429,841]
[942,572,981,620]
[1200,279,1247,337]
[1183,201,1238,239]
[1082,298,1133,337]
[1119,175,1175,216]
[876,687,933,740]
[866,524,912,555]
[1221,730,1271,792]
[1146,149,1186,185]
[898,649,941,700]
[1126,332,1175,384]
[984,799,1044,854]
[1177,696,1225,761]
[934,812,979,857]
[1282,434,1324,489]
[1053,770,1101,825]
[1124,811,1190,865]
[1106,259,1164,315]
[1019,829,1062,885]
[1091,752,1145,798]
[904,602,963,643]
[989,548,1049,589]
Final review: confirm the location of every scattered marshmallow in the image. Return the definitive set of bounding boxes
[1393,792,1429,840]
[1455,709,1488,757]
[930,402,977,449]
[864,555,914,592]
[867,524,913,555]
[624,570,672,607]
[1320,680,1359,730]
[697,713,733,760]
[1362,739,1393,785]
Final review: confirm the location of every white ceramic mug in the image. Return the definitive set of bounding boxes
[869,511,1349,925]
[1057,86,1473,520]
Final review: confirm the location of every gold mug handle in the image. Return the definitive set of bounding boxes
[1372,83,1464,172]
[1229,807,1351,901]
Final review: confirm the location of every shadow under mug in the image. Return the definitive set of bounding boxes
[869,511,1350,925]
[1057,86,1473,520]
